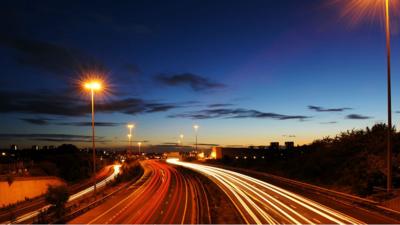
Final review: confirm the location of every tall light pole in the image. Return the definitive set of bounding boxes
[127,124,134,155]
[84,80,102,196]
[180,134,184,146]
[138,142,142,155]
[127,134,132,154]
[384,0,392,192]
[193,125,199,152]
[341,0,394,193]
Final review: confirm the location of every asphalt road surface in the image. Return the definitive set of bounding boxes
[70,160,211,224]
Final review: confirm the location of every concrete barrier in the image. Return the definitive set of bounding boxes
[0,176,64,207]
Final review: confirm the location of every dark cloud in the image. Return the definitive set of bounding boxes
[320,121,338,124]
[197,143,219,146]
[0,90,86,116]
[0,89,182,117]
[156,73,225,91]
[308,105,352,112]
[20,118,51,125]
[0,35,101,76]
[144,103,178,113]
[208,103,234,108]
[55,122,123,127]
[169,108,310,121]
[162,142,181,146]
[0,133,92,139]
[0,133,106,143]
[30,138,108,143]
[346,114,371,120]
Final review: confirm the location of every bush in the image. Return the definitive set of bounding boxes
[45,184,69,220]
[218,123,399,196]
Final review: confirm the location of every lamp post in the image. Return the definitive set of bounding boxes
[127,124,134,155]
[127,134,132,154]
[341,0,394,193]
[138,142,142,155]
[384,0,392,192]
[180,134,184,148]
[193,125,199,152]
[84,80,102,196]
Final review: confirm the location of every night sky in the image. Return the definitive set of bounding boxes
[1,0,400,148]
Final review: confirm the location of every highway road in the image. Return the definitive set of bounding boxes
[167,158,367,225]
[70,160,211,224]
[1,164,121,224]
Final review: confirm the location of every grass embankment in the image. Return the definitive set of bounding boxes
[177,167,244,224]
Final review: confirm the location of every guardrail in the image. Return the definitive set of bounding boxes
[60,181,129,223]
[56,166,145,223]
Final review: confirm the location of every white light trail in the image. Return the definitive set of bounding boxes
[167,158,364,225]
[8,165,121,224]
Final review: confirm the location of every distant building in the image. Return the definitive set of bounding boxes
[211,147,266,160]
[285,142,294,150]
[269,142,279,150]
[211,147,222,159]
[10,144,18,151]
[166,151,182,160]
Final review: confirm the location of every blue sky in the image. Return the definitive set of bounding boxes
[1,0,400,148]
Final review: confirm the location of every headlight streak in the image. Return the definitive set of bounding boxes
[10,165,121,224]
[167,158,365,225]
[215,167,363,225]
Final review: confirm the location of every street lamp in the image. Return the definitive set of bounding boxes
[385,0,393,192]
[83,79,103,196]
[127,124,134,154]
[193,125,199,152]
[180,134,184,146]
[127,134,132,154]
[138,142,142,155]
[384,0,393,193]
[341,0,394,193]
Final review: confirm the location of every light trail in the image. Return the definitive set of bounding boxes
[8,164,121,224]
[167,158,365,225]
[72,160,210,224]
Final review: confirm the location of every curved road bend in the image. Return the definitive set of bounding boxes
[69,160,211,224]
[167,159,366,225]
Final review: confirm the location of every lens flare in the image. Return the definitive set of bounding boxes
[84,80,102,91]
[337,0,399,26]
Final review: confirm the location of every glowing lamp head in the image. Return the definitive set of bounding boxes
[127,134,132,138]
[138,142,142,146]
[127,124,135,129]
[180,134,184,139]
[193,125,199,131]
[84,81,102,91]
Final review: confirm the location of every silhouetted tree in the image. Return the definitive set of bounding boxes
[45,184,69,220]
[217,123,400,196]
